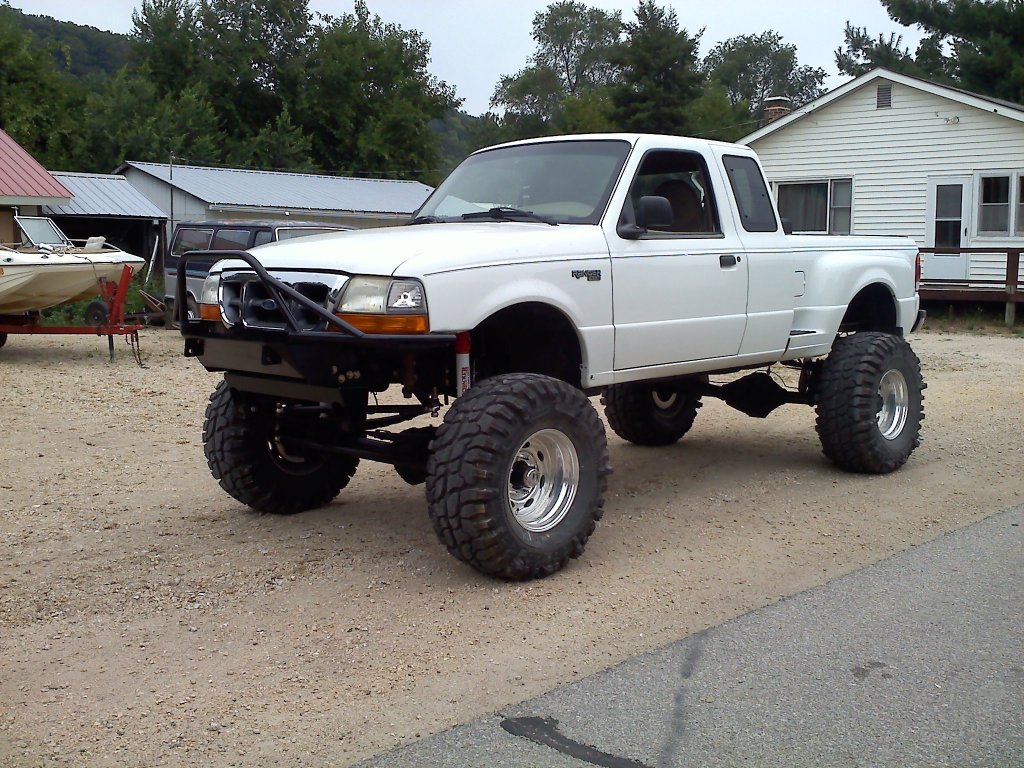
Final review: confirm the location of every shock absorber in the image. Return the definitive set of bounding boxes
[455,331,471,396]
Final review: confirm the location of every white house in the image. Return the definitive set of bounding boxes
[740,68,1024,288]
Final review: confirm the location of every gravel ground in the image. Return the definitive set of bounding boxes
[0,327,1021,766]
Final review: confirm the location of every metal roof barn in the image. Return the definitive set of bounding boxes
[44,172,167,219]
[116,161,433,233]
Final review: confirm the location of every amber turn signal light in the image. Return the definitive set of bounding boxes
[333,313,429,334]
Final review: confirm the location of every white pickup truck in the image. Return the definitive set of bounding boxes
[179,133,926,580]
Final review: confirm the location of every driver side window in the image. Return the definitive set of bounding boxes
[625,150,721,236]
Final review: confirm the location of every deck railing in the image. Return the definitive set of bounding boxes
[918,247,1022,326]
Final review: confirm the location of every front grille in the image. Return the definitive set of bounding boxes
[220,272,344,331]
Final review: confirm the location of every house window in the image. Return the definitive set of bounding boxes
[934,184,964,248]
[777,179,853,234]
[876,84,892,109]
[1018,177,1024,235]
[829,179,852,235]
[978,175,1010,235]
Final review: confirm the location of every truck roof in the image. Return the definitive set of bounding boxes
[476,133,755,156]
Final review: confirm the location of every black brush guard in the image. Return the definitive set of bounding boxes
[176,249,455,392]
[176,250,456,468]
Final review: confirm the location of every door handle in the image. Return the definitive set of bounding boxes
[720,254,738,268]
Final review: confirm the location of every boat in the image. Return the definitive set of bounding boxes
[0,215,145,314]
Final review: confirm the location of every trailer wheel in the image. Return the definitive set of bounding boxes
[425,373,610,580]
[84,300,109,327]
[203,380,358,514]
[814,332,925,474]
[602,380,702,446]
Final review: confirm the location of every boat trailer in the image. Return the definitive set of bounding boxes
[0,265,144,363]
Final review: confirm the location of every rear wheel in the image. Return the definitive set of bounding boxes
[814,332,925,473]
[203,380,359,514]
[603,380,702,446]
[426,373,610,580]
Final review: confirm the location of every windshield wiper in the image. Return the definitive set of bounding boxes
[408,215,442,225]
[460,207,558,226]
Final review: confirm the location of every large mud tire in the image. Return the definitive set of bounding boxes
[425,373,611,580]
[814,332,925,474]
[602,381,701,446]
[203,380,358,514]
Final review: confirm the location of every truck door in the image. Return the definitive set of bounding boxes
[718,152,795,357]
[608,148,748,371]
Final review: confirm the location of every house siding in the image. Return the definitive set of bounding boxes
[748,80,1024,245]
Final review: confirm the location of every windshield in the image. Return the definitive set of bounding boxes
[416,139,631,225]
[16,216,72,247]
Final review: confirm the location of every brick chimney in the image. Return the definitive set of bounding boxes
[760,96,792,126]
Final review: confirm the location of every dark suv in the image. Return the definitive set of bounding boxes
[164,220,351,319]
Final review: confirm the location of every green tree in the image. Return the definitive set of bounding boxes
[194,0,313,129]
[687,83,753,142]
[298,1,458,179]
[0,3,81,168]
[834,22,922,77]
[130,0,201,99]
[492,0,623,123]
[704,31,825,117]
[227,107,314,170]
[610,1,703,134]
[69,71,224,172]
[883,0,1024,102]
[18,12,131,80]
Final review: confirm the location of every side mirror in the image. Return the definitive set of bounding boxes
[637,196,674,228]
[617,196,674,240]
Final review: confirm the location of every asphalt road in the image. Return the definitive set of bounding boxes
[359,504,1024,768]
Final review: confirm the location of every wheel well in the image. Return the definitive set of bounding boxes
[471,302,584,387]
[839,284,899,334]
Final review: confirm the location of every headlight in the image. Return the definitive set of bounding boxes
[335,277,429,334]
[338,276,390,313]
[198,273,221,322]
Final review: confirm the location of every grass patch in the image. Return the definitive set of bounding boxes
[920,300,1022,336]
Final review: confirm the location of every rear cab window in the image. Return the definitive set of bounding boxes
[721,154,779,233]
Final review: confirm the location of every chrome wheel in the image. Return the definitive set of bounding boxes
[876,369,909,440]
[507,428,580,533]
[652,390,678,409]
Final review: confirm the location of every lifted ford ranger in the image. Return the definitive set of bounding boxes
[178,134,926,580]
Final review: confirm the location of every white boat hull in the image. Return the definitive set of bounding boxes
[0,253,145,314]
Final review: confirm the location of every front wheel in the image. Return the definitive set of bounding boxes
[814,332,925,474]
[203,380,359,514]
[425,373,611,580]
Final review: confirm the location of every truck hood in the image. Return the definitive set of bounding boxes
[212,222,610,277]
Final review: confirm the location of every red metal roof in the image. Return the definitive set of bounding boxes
[0,128,72,201]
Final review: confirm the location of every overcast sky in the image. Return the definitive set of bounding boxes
[11,0,925,115]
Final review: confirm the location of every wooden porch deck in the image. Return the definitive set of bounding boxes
[918,248,1021,326]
